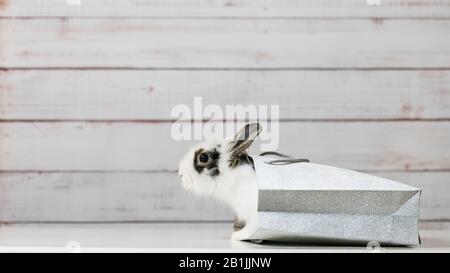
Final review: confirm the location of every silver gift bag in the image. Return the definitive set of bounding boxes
[242,153,421,246]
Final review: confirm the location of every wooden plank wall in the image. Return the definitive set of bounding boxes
[0,0,449,222]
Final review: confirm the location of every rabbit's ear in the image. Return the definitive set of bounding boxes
[230,123,262,153]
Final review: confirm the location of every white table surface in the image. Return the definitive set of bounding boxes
[0,223,449,253]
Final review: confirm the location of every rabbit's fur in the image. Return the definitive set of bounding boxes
[178,123,261,240]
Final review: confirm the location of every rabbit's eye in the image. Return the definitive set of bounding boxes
[199,153,209,163]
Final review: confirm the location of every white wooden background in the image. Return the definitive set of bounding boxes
[0,0,450,223]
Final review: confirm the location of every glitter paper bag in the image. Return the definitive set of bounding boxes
[242,153,421,246]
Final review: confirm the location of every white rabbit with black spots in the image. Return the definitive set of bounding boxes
[178,123,261,241]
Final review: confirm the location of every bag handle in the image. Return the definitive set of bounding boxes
[259,151,310,165]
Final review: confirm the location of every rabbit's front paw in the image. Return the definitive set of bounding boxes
[230,231,246,241]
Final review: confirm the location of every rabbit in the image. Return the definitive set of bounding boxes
[178,123,262,241]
